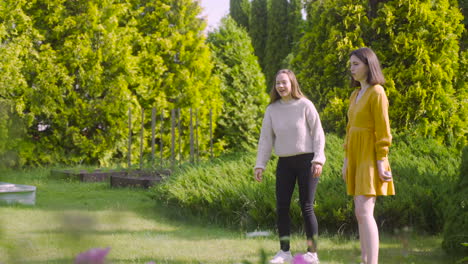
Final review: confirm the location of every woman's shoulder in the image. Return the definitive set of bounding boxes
[297,96,314,105]
[370,84,386,95]
[265,100,281,112]
[350,88,359,98]
[297,97,320,112]
[369,85,389,103]
[267,100,281,108]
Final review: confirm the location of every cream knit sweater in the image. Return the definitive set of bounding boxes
[255,97,326,170]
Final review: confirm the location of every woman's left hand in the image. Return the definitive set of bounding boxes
[312,163,322,178]
[377,160,392,182]
[379,171,393,182]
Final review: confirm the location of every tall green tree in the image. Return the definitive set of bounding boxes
[289,0,304,47]
[294,0,466,146]
[0,0,35,167]
[458,0,468,29]
[130,0,222,160]
[230,0,250,30]
[0,0,78,166]
[371,0,466,147]
[17,0,140,166]
[208,17,268,151]
[0,0,222,166]
[249,0,268,70]
[294,0,367,134]
[281,0,305,70]
[265,0,290,87]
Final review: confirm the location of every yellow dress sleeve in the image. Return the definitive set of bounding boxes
[371,86,392,160]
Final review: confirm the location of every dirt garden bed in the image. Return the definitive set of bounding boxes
[50,168,171,188]
[110,169,171,189]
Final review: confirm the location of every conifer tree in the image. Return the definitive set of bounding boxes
[208,17,268,150]
[294,0,466,146]
[289,0,304,47]
[249,0,268,70]
[265,0,290,87]
[22,0,142,165]
[0,0,39,167]
[371,0,466,146]
[458,0,467,28]
[131,0,222,159]
[0,0,222,166]
[294,0,367,134]
[230,0,250,30]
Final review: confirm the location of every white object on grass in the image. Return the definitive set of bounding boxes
[246,231,271,237]
[0,182,36,205]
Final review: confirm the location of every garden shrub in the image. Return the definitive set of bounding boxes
[442,146,468,255]
[376,133,460,234]
[153,133,461,235]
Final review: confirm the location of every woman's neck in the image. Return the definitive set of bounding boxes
[280,95,293,102]
[359,81,371,91]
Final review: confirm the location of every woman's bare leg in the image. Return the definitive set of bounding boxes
[354,195,378,264]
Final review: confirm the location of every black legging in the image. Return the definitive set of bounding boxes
[275,153,319,252]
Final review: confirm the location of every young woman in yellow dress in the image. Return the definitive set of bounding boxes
[342,47,395,264]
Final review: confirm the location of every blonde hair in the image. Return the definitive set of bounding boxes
[269,69,304,104]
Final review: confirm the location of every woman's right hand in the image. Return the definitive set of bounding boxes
[254,168,263,182]
[342,158,347,182]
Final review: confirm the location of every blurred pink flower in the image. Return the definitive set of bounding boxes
[75,247,111,264]
[292,253,308,264]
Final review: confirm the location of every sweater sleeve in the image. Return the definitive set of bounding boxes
[254,107,275,170]
[371,86,392,160]
[306,102,326,165]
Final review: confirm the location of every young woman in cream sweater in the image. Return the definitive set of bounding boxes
[254,69,326,264]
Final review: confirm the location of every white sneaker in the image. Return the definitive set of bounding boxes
[302,252,320,264]
[269,250,293,264]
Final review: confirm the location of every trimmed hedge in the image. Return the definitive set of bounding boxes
[152,133,461,235]
[442,146,468,255]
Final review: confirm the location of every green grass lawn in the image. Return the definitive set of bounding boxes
[0,168,455,264]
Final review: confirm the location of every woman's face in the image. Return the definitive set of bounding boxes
[350,55,369,83]
[275,73,292,99]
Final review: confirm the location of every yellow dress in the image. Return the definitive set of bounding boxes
[344,85,395,196]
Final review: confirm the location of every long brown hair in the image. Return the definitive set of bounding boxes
[269,69,304,104]
[350,47,385,87]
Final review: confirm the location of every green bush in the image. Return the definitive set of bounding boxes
[376,133,460,234]
[152,133,461,235]
[442,146,468,255]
